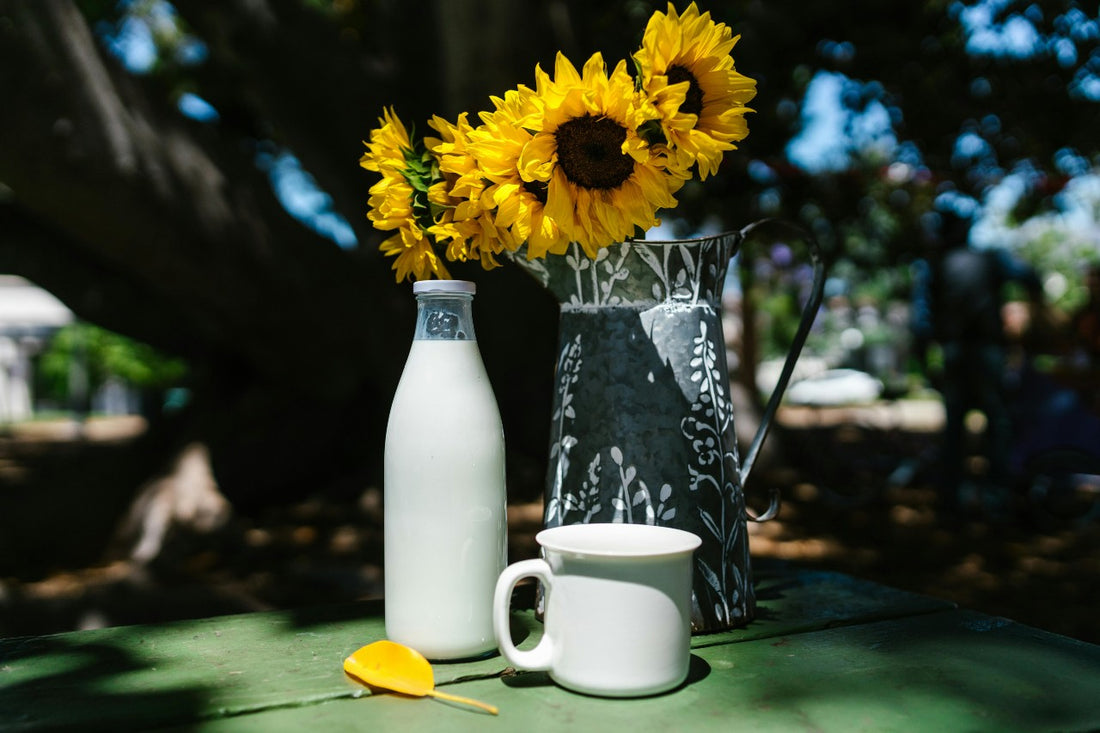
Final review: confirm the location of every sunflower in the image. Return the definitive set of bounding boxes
[518,52,685,256]
[426,113,513,272]
[465,85,571,260]
[634,2,757,179]
[360,108,450,281]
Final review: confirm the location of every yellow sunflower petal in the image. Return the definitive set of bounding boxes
[520,49,678,253]
[634,1,757,179]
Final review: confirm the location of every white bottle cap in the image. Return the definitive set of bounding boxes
[413,280,476,294]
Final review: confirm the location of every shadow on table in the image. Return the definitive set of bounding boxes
[0,633,212,731]
[725,610,1100,731]
[281,597,532,653]
[501,653,712,696]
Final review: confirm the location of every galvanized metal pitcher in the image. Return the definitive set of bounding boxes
[511,220,825,633]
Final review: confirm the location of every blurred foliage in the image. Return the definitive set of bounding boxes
[2,0,1097,504]
[80,0,1100,365]
[36,323,188,405]
[68,0,1099,305]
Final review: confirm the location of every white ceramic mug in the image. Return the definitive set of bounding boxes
[493,523,701,697]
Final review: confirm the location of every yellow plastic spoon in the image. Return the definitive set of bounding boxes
[343,640,499,715]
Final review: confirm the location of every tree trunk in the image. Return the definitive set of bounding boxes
[0,0,559,518]
[0,0,400,510]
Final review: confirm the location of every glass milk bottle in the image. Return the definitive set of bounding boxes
[384,279,507,660]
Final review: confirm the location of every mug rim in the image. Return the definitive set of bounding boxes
[535,523,701,558]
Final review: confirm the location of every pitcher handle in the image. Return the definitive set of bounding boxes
[733,218,826,522]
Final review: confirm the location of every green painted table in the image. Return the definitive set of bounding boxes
[3,558,1099,732]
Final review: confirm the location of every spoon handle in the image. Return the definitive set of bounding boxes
[427,689,499,715]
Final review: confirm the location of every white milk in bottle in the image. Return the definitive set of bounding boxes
[384,279,507,659]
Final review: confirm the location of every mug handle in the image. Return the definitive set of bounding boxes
[493,559,555,671]
[734,218,826,521]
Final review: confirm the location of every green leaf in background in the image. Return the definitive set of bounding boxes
[35,323,188,407]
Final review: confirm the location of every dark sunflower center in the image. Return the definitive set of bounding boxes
[668,64,704,117]
[554,114,634,190]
